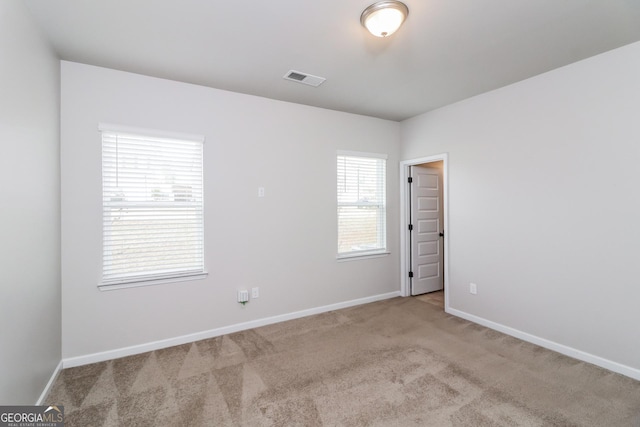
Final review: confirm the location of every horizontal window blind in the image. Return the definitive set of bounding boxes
[337,153,386,257]
[101,129,204,286]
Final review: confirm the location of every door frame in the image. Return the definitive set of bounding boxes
[399,153,450,310]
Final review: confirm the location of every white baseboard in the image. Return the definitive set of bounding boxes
[36,360,63,405]
[446,307,640,381]
[63,291,401,368]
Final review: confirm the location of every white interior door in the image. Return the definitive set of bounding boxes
[410,165,444,295]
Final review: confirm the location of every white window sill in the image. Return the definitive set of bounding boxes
[336,252,390,262]
[98,272,208,291]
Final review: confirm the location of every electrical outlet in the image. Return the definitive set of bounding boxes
[251,287,259,298]
[258,187,265,197]
[470,283,477,295]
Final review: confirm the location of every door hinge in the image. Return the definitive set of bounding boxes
[409,271,414,278]
[408,176,413,183]
[439,231,444,237]
[408,224,413,231]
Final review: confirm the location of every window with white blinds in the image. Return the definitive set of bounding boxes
[337,151,387,258]
[100,125,205,288]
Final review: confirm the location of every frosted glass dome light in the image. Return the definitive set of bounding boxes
[361,1,409,38]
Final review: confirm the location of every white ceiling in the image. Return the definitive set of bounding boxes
[24,0,640,121]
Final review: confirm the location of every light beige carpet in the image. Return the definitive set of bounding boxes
[46,297,640,426]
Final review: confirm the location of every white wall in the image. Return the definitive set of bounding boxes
[61,62,400,360]
[0,2,61,403]
[401,41,640,373]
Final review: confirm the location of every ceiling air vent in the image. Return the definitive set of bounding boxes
[283,70,326,87]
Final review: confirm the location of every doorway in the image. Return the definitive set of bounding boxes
[400,154,449,311]
[409,163,444,295]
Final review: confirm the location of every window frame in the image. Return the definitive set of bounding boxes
[336,150,388,260]
[98,123,207,291]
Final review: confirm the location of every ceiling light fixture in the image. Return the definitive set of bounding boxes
[360,1,409,38]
